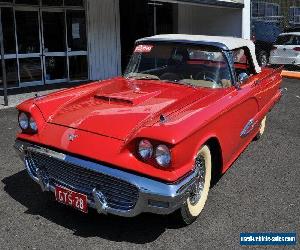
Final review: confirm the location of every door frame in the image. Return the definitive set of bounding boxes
[0,1,88,89]
[15,6,44,87]
[40,8,68,84]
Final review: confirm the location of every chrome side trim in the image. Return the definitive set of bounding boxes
[240,118,257,138]
[14,140,197,217]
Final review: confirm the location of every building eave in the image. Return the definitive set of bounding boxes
[155,0,244,9]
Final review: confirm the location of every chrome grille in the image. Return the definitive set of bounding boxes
[26,151,139,211]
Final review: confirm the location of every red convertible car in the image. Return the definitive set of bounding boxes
[14,34,283,225]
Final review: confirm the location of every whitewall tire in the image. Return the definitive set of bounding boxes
[178,145,212,225]
[255,116,267,140]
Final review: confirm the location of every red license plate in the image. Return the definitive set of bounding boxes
[55,186,88,213]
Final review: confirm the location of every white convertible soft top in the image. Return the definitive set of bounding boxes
[137,34,261,73]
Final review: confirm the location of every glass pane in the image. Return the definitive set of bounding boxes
[0,62,1,88]
[0,59,19,88]
[42,12,65,52]
[1,7,15,54]
[19,58,42,82]
[125,44,232,88]
[67,10,87,51]
[64,0,83,7]
[45,56,66,80]
[69,55,87,80]
[15,0,39,4]
[16,11,40,54]
[42,0,62,6]
[6,59,18,87]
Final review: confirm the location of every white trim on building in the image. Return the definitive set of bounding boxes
[87,0,121,80]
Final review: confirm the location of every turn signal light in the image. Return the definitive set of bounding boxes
[293,47,300,51]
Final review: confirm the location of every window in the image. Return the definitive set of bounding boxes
[15,11,40,54]
[15,0,39,5]
[42,0,63,6]
[64,0,84,7]
[125,44,233,88]
[294,36,300,45]
[19,58,42,82]
[289,7,300,24]
[252,2,265,18]
[1,7,15,54]
[232,48,253,81]
[252,1,281,19]
[265,3,280,17]
[0,59,18,88]
[276,35,300,46]
[69,56,87,80]
[66,10,87,51]
[276,35,294,45]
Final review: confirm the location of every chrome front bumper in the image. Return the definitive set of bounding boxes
[14,140,197,217]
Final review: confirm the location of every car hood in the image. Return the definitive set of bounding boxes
[34,77,216,141]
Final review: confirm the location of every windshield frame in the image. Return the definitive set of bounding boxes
[124,41,237,89]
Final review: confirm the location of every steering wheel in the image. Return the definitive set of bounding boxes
[195,71,219,85]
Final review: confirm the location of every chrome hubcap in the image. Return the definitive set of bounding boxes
[261,55,267,67]
[189,155,206,205]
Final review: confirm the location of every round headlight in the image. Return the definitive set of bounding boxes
[155,144,171,167]
[29,117,37,131]
[138,140,153,160]
[18,112,29,130]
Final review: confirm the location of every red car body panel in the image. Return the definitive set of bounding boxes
[16,68,282,182]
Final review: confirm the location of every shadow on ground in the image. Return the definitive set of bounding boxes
[2,170,184,243]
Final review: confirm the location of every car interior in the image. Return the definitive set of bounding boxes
[139,46,233,88]
[125,44,256,89]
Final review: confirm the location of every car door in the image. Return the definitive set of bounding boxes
[219,48,260,164]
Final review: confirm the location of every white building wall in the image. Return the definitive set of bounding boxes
[177,4,243,38]
[242,0,251,39]
[87,0,121,80]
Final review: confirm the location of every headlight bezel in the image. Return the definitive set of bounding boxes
[18,112,38,134]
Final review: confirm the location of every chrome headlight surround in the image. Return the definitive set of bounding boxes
[18,112,38,134]
[18,112,29,130]
[138,139,153,160]
[29,116,38,132]
[155,144,171,167]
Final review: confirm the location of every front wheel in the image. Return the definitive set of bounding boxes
[255,116,267,140]
[258,50,268,67]
[176,145,212,225]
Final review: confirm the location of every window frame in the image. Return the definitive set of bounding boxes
[231,47,256,85]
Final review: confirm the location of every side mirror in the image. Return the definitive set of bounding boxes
[235,73,249,90]
[238,72,249,83]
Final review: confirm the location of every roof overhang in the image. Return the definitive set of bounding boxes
[155,0,244,9]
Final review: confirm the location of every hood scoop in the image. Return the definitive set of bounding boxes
[94,90,161,106]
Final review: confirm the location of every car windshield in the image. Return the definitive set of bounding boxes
[124,43,233,89]
[276,35,300,45]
